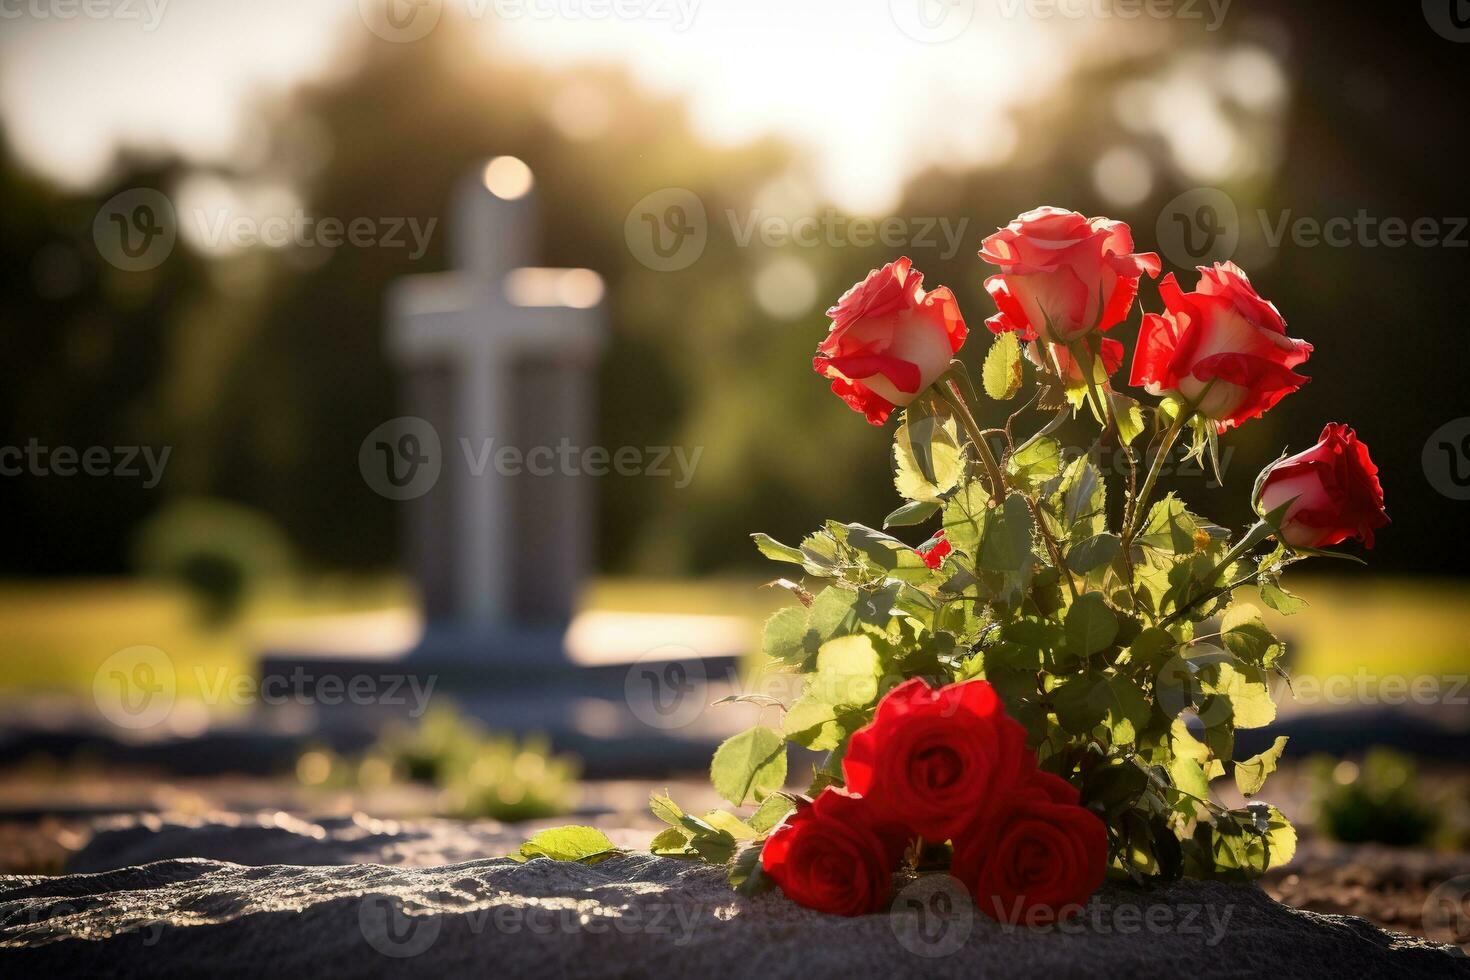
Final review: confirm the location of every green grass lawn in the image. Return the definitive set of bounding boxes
[0,574,1464,701]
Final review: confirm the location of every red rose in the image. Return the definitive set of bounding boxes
[843,678,1032,842]
[980,207,1160,346]
[916,529,952,569]
[760,788,906,916]
[950,769,1108,926]
[814,257,968,425]
[1129,262,1312,432]
[1254,423,1389,550]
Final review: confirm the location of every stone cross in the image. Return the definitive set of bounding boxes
[387,158,605,634]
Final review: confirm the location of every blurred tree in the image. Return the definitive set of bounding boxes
[2,5,1467,581]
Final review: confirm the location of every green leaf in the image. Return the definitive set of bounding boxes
[1128,627,1178,671]
[807,586,859,641]
[1261,805,1297,868]
[710,726,788,806]
[1067,532,1121,574]
[700,809,759,841]
[1109,392,1145,446]
[1137,495,1227,556]
[751,533,804,564]
[983,330,1023,400]
[729,842,774,894]
[1221,603,1284,669]
[941,480,989,556]
[647,793,741,862]
[1058,456,1106,541]
[810,634,882,709]
[1065,592,1118,657]
[1091,676,1151,745]
[1169,756,1211,802]
[782,695,843,750]
[761,605,813,666]
[1051,676,1106,734]
[749,794,796,834]
[839,523,932,582]
[979,493,1034,573]
[650,827,695,857]
[1202,661,1276,730]
[1233,736,1289,797]
[516,826,621,864]
[893,410,964,503]
[1258,579,1307,616]
[883,499,940,528]
[1007,436,1062,493]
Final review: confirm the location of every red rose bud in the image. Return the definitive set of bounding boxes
[1023,337,1125,393]
[980,206,1160,346]
[842,678,1032,843]
[760,788,906,916]
[814,257,968,425]
[916,529,952,569]
[1254,423,1389,550]
[1130,262,1312,432]
[950,768,1108,926]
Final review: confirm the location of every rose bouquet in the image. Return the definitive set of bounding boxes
[525,206,1388,922]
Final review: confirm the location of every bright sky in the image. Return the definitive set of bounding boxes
[0,0,1121,212]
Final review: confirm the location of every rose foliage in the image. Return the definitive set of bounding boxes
[528,206,1389,922]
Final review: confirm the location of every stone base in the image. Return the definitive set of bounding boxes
[255,618,749,777]
[4,813,1466,979]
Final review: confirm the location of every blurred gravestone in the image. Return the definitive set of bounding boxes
[255,160,745,774]
[388,156,603,634]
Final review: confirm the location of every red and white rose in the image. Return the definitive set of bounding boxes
[813,257,968,425]
[1254,423,1389,549]
[980,207,1160,346]
[1130,262,1312,432]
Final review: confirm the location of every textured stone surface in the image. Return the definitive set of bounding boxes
[1,814,1466,979]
